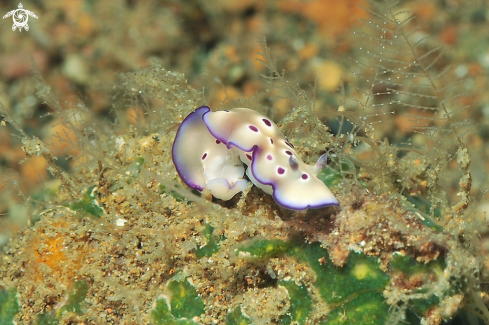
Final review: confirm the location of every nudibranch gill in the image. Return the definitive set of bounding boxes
[172,106,339,210]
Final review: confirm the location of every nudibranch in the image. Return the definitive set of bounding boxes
[172,106,339,210]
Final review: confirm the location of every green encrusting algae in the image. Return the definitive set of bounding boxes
[278,280,313,324]
[195,222,224,258]
[68,186,103,217]
[237,239,391,324]
[152,277,205,324]
[0,288,19,324]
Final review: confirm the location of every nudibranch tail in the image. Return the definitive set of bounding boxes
[172,106,210,190]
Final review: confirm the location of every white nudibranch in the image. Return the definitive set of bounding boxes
[171,106,339,210]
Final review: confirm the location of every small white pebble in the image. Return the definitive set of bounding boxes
[116,218,128,226]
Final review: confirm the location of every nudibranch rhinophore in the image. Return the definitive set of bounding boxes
[171,106,339,210]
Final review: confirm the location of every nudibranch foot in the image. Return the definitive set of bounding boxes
[206,178,248,201]
[245,162,273,195]
[172,106,339,210]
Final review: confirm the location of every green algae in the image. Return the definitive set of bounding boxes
[57,281,89,316]
[167,278,205,319]
[278,280,313,324]
[236,239,293,259]
[390,254,447,317]
[390,254,445,277]
[68,186,103,217]
[410,288,441,315]
[404,195,443,232]
[195,222,224,258]
[407,208,444,233]
[291,243,389,304]
[151,277,204,324]
[36,313,58,325]
[237,239,391,323]
[317,166,343,189]
[323,291,389,325]
[31,186,58,200]
[226,307,252,325]
[0,288,19,324]
[234,238,448,324]
[151,298,199,325]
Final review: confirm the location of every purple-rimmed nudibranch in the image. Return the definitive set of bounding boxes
[172,106,339,210]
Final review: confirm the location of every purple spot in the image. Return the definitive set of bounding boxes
[277,167,285,175]
[289,156,298,171]
[246,154,252,160]
[270,138,274,144]
[202,153,207,160]
[285,150,292,155]
[302,173,308,180]
[267,154,273,161]
[216,140,221,144]
[262,118,272,127]
[249,125,258,132]
[285,141,294,149]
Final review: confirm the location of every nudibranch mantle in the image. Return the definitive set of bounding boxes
[172,106,339,210]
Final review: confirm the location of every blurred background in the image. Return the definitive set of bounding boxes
[1,0,489,247]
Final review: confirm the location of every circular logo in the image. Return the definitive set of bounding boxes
[13,9,28,28]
